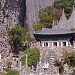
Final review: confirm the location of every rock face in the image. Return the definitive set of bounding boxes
[26,0,54,31]
[0,0,26,58]
[0,0,54,58]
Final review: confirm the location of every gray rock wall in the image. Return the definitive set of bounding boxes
[26,0,54,31]
[0,0,25,58]
[0,0,54,58]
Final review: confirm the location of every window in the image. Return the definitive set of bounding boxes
[63,42,66,46]
[46,42,48,46]
[54,42,57,46]
[44,42,48,47]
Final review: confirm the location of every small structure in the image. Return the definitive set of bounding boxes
[33,28,75,47]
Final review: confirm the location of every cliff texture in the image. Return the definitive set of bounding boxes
[0,0,25,58]
[26,0,54,31]
[0,0,54,58]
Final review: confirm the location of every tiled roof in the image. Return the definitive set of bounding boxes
[33,28,75,35]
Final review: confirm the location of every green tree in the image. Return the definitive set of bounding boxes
[63,51,75,67]
[21,48,40,67]
[54,0,75,14]
[39,0,75,28]
[9,26,26,54]
[39,6,62,28]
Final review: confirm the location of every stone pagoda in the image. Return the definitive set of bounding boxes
[53,6,75,29]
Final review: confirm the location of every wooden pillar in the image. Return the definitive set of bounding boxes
[73,41,75,48]
[52,42,54,47]
[48,42,50,47]
[57,42,59,47]
[42,42,44,47]
[61,42,63,47]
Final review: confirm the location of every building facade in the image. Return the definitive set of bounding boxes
[34,28,75,47]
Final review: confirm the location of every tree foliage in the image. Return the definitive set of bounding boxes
[54,0,75,14]
[21,48,40,67]
[39,6,61,28]
[9,26,26,54]
[33,22,42,31]
[39,0,75,28]
[26,32,31,42]
[63,51,75,67]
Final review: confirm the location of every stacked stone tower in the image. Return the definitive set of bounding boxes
[53,6,75,29]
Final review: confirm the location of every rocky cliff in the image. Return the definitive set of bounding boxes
[26,0,54,31]
[0,0,54,58]
[0,0,25,58]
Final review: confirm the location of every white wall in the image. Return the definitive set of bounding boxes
[66,42,68,47]
[57,42,59,47]
[42,42,44,47]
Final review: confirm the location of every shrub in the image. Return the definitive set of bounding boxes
[7,70,19,75]
[21,48,40,67]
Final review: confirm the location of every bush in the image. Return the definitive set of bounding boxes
[7,70,19,75]
[64,51,75,67]
[8,26,26,54]
[21,48,40,67]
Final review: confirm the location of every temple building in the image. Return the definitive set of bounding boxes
[33,6,75,47]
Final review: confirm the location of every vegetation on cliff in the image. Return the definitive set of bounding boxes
[39,6,62,28]
[8,26,31,54]
[63,51,75,67]
[33,22,42,31]
[38,0,75,29]
[54,0,75,14]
